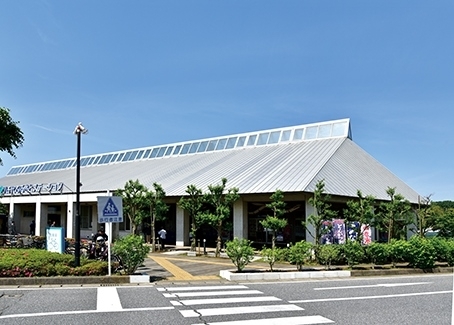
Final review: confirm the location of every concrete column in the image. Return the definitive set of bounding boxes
[233,198,247,240]
[305,201,316,244]
[175,206,190,247]
[35,201,42,237]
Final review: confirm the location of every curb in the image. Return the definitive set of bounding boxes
[0,274,151,286]
[220,269,351,281]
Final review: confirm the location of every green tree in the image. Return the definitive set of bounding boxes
[377,187,412,243]
[344,190,376,243]
[413,195,436,238]
[303,180,337,248]
[115,180,148,235]
[147,183,169,252]
[178,184,204,251]
[0,107,24,165]
[200,178,239,257]
[259,190,287,249]
[431,206,454,238]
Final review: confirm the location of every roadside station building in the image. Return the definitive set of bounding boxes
[0,118,420,246]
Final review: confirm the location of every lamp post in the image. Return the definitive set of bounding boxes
[74,122,87,267]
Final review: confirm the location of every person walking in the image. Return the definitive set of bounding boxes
[158,227,167,250]
[29,220,36,236]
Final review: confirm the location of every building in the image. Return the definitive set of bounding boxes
[0,118,420,245]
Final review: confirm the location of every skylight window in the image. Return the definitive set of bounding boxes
[226,137,237,149]
[304,126,318,140]
[257,133,269,145]
[247,135,257,146]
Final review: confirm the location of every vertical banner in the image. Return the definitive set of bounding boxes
[361,224,372,245]
[321,221,333,244]
[347,221,360,241]
[332,219,346,244]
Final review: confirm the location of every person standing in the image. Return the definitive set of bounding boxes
[158,227,167,250]
[29,220,36,236]
[9,221,17,235]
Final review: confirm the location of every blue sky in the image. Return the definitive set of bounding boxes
[1,1,453,201]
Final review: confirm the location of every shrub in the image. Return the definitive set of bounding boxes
[317,244,339,270]
[287,241,312,271]
[430,237,450,263]
[365,242,390,266]
[388,239,410,268]
[406,236,436,269]
[261,247,284,272]
[341,241,365,267]
[225,238,255,272]
[112,234,150,275]
[0,248,107,277]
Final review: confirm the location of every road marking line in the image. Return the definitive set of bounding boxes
[191,315,334,325]
[180,296,281,305]
[180,304,303,317]
[314,282,432,290]
[164,289,263,298]
[161,285,249,291]
[96,287,122,311]
[0,307,174,319]
[290,290,452,303]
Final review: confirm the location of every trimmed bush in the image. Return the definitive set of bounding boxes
[341,241,365,267]
[261,247,284,272]
[0,248,108,277]
[388,239,410,268]
[406,236,436,269]
[317,244,340,270]
[225,238,255,272]
[365,242,390,266]
[112,234,150,275]
[287,241,312,271]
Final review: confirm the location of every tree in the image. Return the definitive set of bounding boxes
[413,195,436,238]
[259,190,287,249]
[0,107,24,165]
[178,184,204,251]
[431,205,454,238]
[377,187,412,243]
[303,179,337,247]
[344,190,376,243]
[115,180,148,235]
[200,178,239,257]
[147,183,169,252]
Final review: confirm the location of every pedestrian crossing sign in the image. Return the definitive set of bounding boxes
[97,196,123,223]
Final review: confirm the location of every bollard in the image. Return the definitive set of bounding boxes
[203,239,207,255]
[198,239,201,255]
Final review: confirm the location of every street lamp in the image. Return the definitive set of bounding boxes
[74,122,88,267]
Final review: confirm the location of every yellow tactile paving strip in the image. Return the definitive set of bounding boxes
[149,255,221,281]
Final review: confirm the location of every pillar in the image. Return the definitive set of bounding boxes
[233,198,247,240]
[175,206,190,247]
[305,201,316,244]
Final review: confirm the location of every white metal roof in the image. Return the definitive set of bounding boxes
[0,118,420,202]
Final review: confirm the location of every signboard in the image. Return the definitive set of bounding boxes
[46,227,65,253]
[0,182,64,196]
[97,196,123,223]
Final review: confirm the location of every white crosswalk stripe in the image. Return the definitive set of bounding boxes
[158,284,335,324]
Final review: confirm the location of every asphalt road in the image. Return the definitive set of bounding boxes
[0,274,452,325]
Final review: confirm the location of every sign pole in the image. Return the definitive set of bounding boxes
[107,190,112,276]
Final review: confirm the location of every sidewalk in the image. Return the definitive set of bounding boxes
[0,246,452,286]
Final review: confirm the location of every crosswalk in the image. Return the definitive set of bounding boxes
[157,284,334,325]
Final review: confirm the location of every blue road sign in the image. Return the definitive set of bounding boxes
[97,196,123,223]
